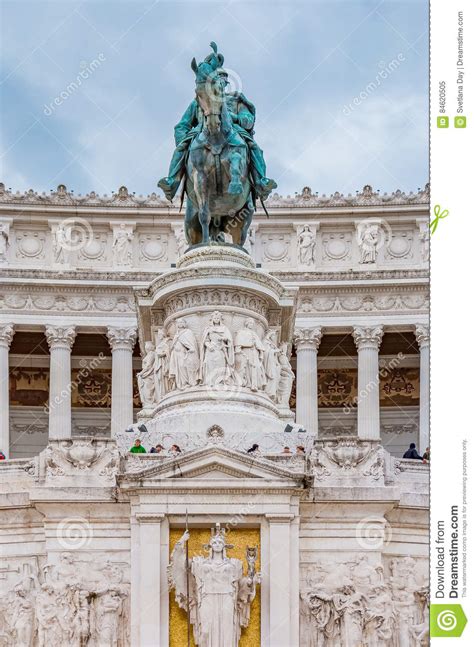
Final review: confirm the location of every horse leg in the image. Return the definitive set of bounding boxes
[184,199,201,246]
[194,172,210,243]
[228,148,244,195]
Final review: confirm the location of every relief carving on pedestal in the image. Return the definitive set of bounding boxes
[136,311,294,413]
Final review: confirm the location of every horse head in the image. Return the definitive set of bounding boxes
[191,42,227,135]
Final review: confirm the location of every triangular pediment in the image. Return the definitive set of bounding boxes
[120,445,304,486]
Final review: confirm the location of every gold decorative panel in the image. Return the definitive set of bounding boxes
[71,368,111,407]
[10,367,49,406]
[169,527,261,647]
[318,369,357,408]
[380,367,419,406]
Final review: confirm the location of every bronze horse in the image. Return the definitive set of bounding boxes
[184,46,254,247]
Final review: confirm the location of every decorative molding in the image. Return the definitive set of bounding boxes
[0,182,430,209]
[45,325,76,350]
[107,326,138,351]
[414,324,429,349]
[352,325,384,351]
[294,327,323,351]
[298,287,428,315]
[0,322,14,348]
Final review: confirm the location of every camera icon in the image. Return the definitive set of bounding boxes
[455,116,466,128]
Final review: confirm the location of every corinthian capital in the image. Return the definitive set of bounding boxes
[352,325,383,351]
[415,324,429,349]
[107,326,137,351]
[45,325,76,350]
[0,323,14,349]
[294,326,322,351]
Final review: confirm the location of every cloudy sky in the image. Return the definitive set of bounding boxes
[0,0,428,198]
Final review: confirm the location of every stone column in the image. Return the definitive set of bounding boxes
[132,513,165,646]
[0,324,14,458]
[415,324,429,452]
[45,325,76,439]
[265,514,296,647]
[294,327,322,434]
[107,326,137,436]
[352,325,384,440]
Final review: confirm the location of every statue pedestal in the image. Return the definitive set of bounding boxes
[118,245,308,453]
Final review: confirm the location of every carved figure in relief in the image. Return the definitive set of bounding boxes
[358,224,379,264]
[137,341,156,408]
[113,224,133,265]
[154,330,171,400]
[234,318,266,391]
[175,227,187,257]
[169,318,200,389]
[262,330,281,400]
[333,584,365,647]
[10,585,35,647]
[419,224,429,263]
[168,524,260,647]
[276,343,295,407]
[92,589,125,647]
[243,227,255,257]
[200,311,235,386]
[298,225,316,266]
[36,584,69,646]
[0,223,9,262]
[53,223,69,264]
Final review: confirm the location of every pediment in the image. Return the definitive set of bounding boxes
[120,445,304,486]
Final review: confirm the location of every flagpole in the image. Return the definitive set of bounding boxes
[185,509,191,647]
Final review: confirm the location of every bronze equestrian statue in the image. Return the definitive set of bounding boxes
[158,42,276,248]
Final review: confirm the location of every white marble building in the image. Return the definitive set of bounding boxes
[0,182,429,646]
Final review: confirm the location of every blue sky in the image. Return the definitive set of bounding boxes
[0,0,428,197]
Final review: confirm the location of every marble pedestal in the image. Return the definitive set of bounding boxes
[119,245,306,453]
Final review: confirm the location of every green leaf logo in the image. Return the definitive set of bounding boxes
[430,604,468,637]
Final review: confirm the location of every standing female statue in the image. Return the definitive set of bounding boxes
[154,330,170,400]
[234,319,266,392]
[137,342,156,408]
[168,524,260,647]
[262,330,281,400]
[200,311,235,386]
[168,319,200,390]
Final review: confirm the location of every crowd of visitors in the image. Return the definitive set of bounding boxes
[129,439,182,455]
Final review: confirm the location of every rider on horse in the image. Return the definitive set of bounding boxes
[158,47,276,203]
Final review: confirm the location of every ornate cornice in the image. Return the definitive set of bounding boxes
[0,182,429,209]
[0,323,14,349]
[107,326,137,351]
[272,269,429,282]
[352,325,384,350]
[294,327,323,351]
[45,325,77,349]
